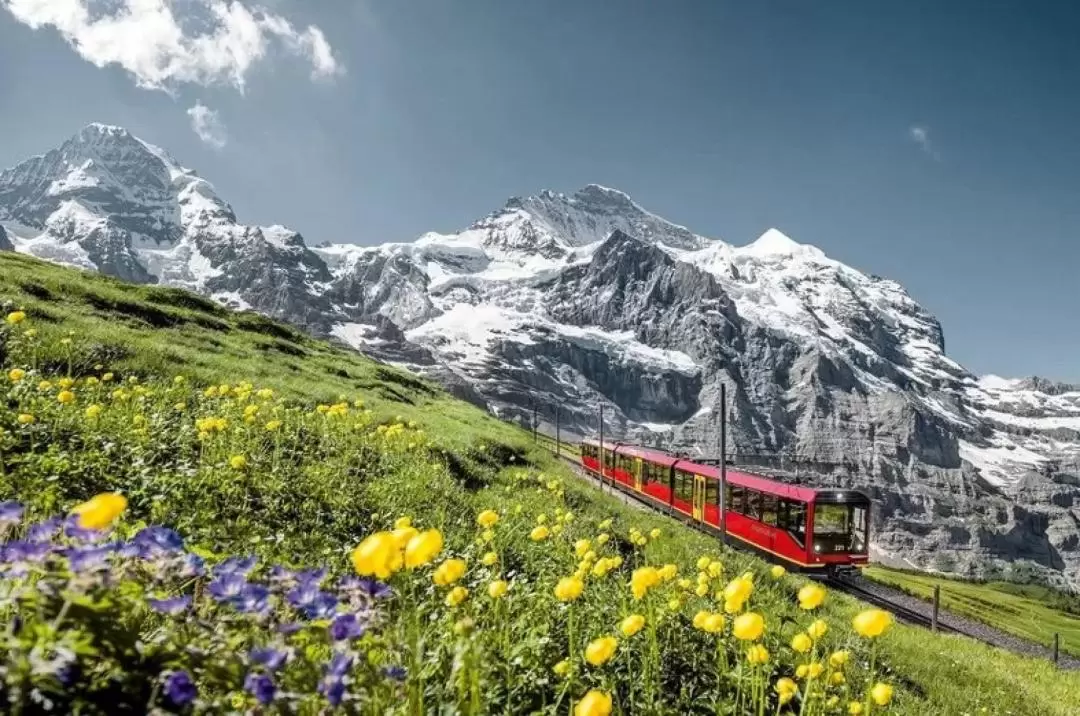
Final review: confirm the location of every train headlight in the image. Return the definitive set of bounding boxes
[814,543,822,553]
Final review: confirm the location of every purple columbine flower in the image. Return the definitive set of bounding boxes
[326,652,354,679]
[384,665,407,682]
[236,583,271,615]
[295,567,327,586]
[164,670,198,707]
[318,677,346,707]
[0,501,24,527]
[249,647,289,672]
[286,581,320,610]
[148,595,192,615]
[329,613,365,642]
[213,555,257,577]
[26,518,61,543]
[244,673,276,705]
[304,592,339,620]
[134,526,184,557]
[110,541,142,559]
[67,545,112,573]
[2,540,53,565]
[208,573,247,602]
[179,552,206,578]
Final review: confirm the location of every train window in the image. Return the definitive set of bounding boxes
[745,489,762,521]
[604,450,614,468]
[727,485,745,514]
[705,480,719,506]
[812,503,868,554]
[761,493,778,526]
[674,470,693,502]
[777,499,806,545]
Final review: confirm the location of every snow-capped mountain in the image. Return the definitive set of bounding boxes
[2,125,1078,587]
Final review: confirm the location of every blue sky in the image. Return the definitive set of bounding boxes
[1,1,1078,381]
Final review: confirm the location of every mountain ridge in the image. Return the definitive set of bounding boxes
[2,123,1078,588]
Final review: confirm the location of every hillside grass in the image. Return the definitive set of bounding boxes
[863,566,1080,658]
[1,251,1078,715]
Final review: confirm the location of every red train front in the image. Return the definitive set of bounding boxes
[578,439,870,573]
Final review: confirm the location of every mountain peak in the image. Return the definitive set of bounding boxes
[742,228,825,260]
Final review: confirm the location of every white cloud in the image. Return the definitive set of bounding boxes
[0,0,344,93]
[187,101,228,148]
[908,125,940,160]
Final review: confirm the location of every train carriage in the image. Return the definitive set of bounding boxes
[578,438,870,573]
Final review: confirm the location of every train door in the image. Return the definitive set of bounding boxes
[692,474,707,520]
[634,458,644,492]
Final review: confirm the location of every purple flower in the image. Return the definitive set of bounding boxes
[2,540,52,565]
[134,526,184,557]
[26,518,61,542]
[244,673,276,705]
[329,613,365,642]
[213,555,257,577]
[208,573,247,602]
[277,622,303,635]
[179,552,206,578]
[286,581,320,609]
[319,677,346,707]
[110,541,142,559]
[304,592,338,619]
[0,501,24,526]
[319,653,353,707]
[340,576,393,600]
[384,665,407,682]
[295,567,327,586]
[148,595,192,615]
[164,670,198,707]
[236,583,271,615]
[249,647,289,672]
[326,652,354,678]
[67,545,112,573]
[63,515,107,544]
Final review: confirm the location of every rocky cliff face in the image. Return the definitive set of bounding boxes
[2,125,1077,588]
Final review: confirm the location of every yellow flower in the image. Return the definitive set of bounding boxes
[702,613,726,634]
[7,368,25,382]
[404,529,444,568]
[264,420,282,431]
[678,578,692,590]
[102,372,114,382]
[649,528,661,539]
[352,532,403,579]
[584,636,618,666]
[870,683,893,706]
[256,388,273,400]
[770,564,786,579]
[596,533,610,545]
[746,644,769,665]
[693,610,711,630]
[723,575,753,605]
[848,702,864,715]
[553,660,570,677]
[536,513,548,524]
[852,608,893,638]
[791,633,812,653]
[85,404,102,419]
[829,650,850,668]
[695,583,709,597]
[433,558,467,586]
[830,671,845,686]
[732,612,764,641]
[598,518,613,530]
[477,509,499,528]
[71,492,127,529]
[667,597,682,611]
[6,311,26,324]
[480,529,495,543]
[807,618,828,640]
[229,455,247,470]
[696,556,711,571]
[775,677,798,705]
[481,551,498,566]
[658,563,678,581]
[530,525,550,541]
[807,662,824,679]
[798,583,826,610]
[555,576,584,602]
[38,380,52,392]
[392,526,419,549]
[630,566,661,599]
[394,516,413,529]
[619,614,645,637]
[574,690,612,716]
[826,696,840,709]
[592,560,611,578]
[707,561,724,578]
[488,580,508,599]
[446,586,468,607]
[796,664,809,680]
[58,378,74,389]
[575,539,592,558]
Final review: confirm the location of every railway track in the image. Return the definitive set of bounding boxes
[537,440,1077,669]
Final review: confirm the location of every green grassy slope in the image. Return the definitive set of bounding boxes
[1,251,1078,715]
[864,566,1080,658]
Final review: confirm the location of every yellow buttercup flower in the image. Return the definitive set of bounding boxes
[596,533,609,545]
[658,563,678,581]
[723,575,753,605]
[871,683,894,706]
[392,526,419,549]
[7,368,25,382]
[481,551,498,566]
[536,513,548,524]
[707,561,724,578]
[404,529,444,568]
[445,586,468,607]
[775,677,797,705]
[702,613,725,634]
[791,632,812,653]
[693,610,711,630]
[630,566,661,599]
[807,618,828,640]
[696,556,711,571]
[84,404,103,419]
[620,614,645,637]
[229,455,247,470]
[575,539,592,558]
[830,671,846,686]
[649,528,661,539]
[553,660,570,677]
[57,390,76,405]
[394,516,413,529]
[433,558,467,586]
[530,525,550,541]
[848,702,864,715]
[829,650,850,668]
[796,664,809,680]
[574,690,612,716]
[488,580,508,599]
[807,662,824,679]
[770,564,786,579]
[732,612,764,641]
[852,608,893,638]
[555,576,584,602]
[746,644,769,665]
[477,509,499,529]
[6,311,26,324]
[584,636,618,666]
[71,492,127,529]
[352,532,403,579]
[798,583,826,610]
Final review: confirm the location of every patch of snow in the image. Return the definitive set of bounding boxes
[555,324,699,375]
[959,439,1045,488]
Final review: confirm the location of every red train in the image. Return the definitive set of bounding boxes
[578,439,870,573]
